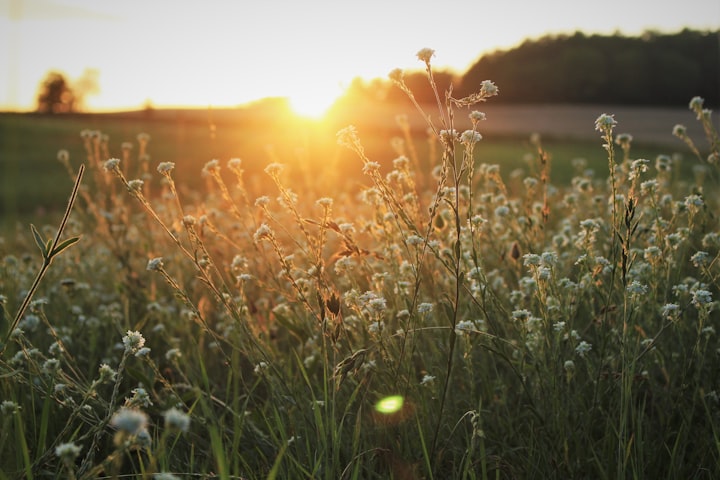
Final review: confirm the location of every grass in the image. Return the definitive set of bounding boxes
[1,53,719,479]
[0,105,678,233]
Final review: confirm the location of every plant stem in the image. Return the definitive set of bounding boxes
[0,164,84,357]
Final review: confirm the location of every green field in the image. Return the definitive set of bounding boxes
[1,106,680,233]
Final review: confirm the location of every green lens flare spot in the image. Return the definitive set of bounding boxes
[375,395,404,414]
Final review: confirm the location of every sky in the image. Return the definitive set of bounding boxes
[1,0,718,116]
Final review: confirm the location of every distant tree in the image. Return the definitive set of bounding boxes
[36,71,76,113]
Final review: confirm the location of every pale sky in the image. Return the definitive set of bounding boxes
[1,0,718,115]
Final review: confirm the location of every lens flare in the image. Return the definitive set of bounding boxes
[375,395,404,414]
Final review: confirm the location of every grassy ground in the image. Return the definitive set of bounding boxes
[0,105,683,233]
[1,91,718,478]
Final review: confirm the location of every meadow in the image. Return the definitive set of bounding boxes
[1,53,719,479]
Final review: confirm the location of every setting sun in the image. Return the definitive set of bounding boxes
[287,87,341,120]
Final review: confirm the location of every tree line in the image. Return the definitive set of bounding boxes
[35,29,718,113]
[336,29,719,108]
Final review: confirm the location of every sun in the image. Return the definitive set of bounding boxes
[288,94,336,120]
[287,83,343,120]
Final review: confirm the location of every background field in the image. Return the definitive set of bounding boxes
[1,102,709,234]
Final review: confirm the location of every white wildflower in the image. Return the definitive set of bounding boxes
[253,224,273,243]
[406,235,424,246]
[122,330,146,354]
[692,289,713,307]
[661,303,680,319]
[163,407,190,433]
[460,130,483,146]
[416,47,435,64]
[594,113,617,132]
[110,407,148,435]
[575,340,592,357]
[672,124,687,137]
[147,257,164,271]
[103,158,121,172]
[127,179,144,192]
[480,80,498,97]
[254,362,269,375]
[55,442,82,462]
[470,111,486,122]
[165,348,182,361]
[417,303,433,314]
[455,320,476,335]
[98,363,117,382]
[1,401,20,415]
[691,251,711,268]
[264,162,285,177]
[157,162,175,174]
[316,197,333,208]
[202,159,220,176]
[127,387,153,408]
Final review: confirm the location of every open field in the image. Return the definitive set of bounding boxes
[1,95,719,478]
[0,102,710,233]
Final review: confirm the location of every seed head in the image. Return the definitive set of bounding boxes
[157,162,175,174]
[110,407,148,435]
[416,48,435,64]
[460,130,483,146]
[672,124,687,137]
[122,330,146,354]
[128,179,144,192]
[264,163,285,177]
[98,363,117,382]
[202,159,220,176]
[55,442,82,462]
[104,158,121,173]
[337,125,360,149]
[1,401,20,416]
[163,407,191,433]
[594,113,617,132]
[147,257,164,271]
[480,80,498,97]
[253,223,273,243]
[388,68,405,86]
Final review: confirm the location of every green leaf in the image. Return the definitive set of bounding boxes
[50,236,81,257]
[30,224,48,258]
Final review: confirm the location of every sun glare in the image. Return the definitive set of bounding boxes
[287,87,341,120]
[288,96,332,120]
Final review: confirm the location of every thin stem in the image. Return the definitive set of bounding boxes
[1,165,85,356]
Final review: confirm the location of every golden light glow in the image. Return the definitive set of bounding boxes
[286,80,345,120]
[288,94,335,120]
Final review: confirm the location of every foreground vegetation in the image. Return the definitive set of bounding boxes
[1,50,719,479]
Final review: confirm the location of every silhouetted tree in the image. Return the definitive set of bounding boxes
[36,71,75,113]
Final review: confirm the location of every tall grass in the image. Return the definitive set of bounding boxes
[1,49,719,479]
